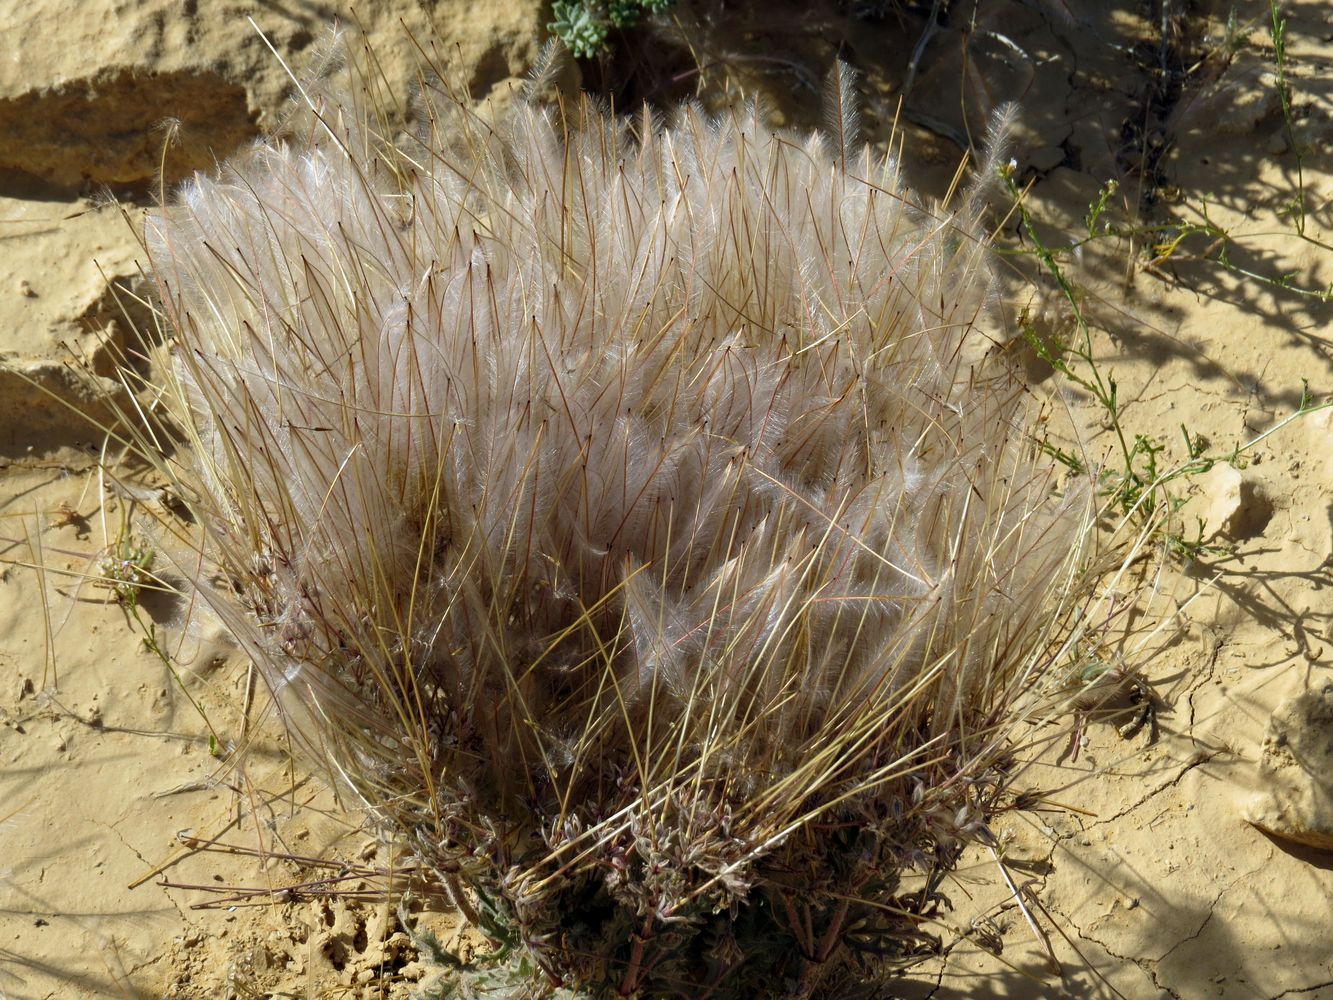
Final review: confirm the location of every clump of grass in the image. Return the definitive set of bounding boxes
[141,40,1102,998]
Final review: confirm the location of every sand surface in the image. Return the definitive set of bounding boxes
[1,2,1329,998]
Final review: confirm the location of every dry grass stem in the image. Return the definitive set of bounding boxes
[139,38,1109,997]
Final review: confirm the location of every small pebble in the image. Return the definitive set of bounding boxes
[1244,682,1333,850]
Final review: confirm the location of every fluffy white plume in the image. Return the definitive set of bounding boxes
[145,57,1090,994]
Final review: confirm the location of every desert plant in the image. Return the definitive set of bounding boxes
[994,0,1333,560]
[141,44,1100,998]
[549,0,675,58]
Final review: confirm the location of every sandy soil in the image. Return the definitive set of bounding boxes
[1,2,1329,998]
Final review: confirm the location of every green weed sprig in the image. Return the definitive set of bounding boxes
[549,0,675,58]
[97,499,226,756]
[999,1,1333,555]
[1001,164,1330,559]
[1268,2,1305,240]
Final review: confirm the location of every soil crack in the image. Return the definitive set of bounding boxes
[1091,749,1227,826]
[1272,981,1333,999]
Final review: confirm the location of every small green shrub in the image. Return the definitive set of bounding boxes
[549,0,675,58]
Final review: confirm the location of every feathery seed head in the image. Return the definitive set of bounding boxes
[146,49,1091,996]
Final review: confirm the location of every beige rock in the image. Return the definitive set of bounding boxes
[0,0,543,192]
[1197,463,1243,541]
[1243,681,1333,851]
[1197,463,1272,541]
[0,0,544,458]
[0,358,132,456]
